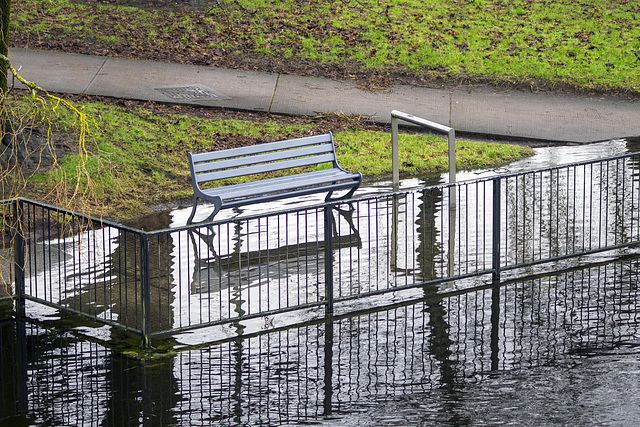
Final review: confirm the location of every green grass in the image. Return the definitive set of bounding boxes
[335,130,530,176]
[13,100,530,218]
[12,0,640,94]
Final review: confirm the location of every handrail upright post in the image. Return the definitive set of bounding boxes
[391,116,400,192]
[448,128,457,206]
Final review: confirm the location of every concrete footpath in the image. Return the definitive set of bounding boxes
[8,47,640,143]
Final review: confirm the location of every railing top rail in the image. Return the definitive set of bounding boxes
[391,110,452,134]
[9,197,146,236]
[491,149,640,181]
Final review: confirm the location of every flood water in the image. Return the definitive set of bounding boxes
[3,139,640,426]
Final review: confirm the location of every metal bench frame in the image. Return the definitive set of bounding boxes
[187,132,362,224]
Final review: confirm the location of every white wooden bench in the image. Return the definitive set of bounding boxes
[187,132,362,224]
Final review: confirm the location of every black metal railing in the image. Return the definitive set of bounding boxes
[3,152,640,346]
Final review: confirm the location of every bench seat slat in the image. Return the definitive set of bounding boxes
[192,143,334,175]
[221,183,359,209]
[202,169,359,201]
[195,153,337,183]
[190,134,333,163]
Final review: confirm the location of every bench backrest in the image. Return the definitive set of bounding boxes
[189,133,340,187]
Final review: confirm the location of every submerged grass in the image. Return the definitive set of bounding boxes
[12,0,640,94]
[21,100,531,219]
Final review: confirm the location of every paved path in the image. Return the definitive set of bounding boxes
[9,48,640,143]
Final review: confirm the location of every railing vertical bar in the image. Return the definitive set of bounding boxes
[556,168,561,256]
[482,181,487,270]
[244,220,251,316]
[356,202,362,295]
[258,217,263,313]
[120,231,127,327]
[134,234,140,330]
[13,200,25,315]
[584,164,589,250]
[162,233,168,330]
[373,198,378,290]
[475,182,479,271]
[549,169,554,258]
[636,156,640,242]
[421,189,427,281]
[513,175,519,265]
[404,194,409,286]
[612,159,617,246]
[636,157,640,241]
[564,167,568,254]
[38,204,45,301]
[465,184,469,274]
[598,163,604,248]
[307,209,313,303]
[284,213,290,308]
[45,208,52,303]
[590,163,595,250]
[295,212,300,305]
[24,203,33,300]
[91,220,97,317]
[440,188,446,278]
[617,158,623,245]
[57,205,64,310]
[140,233,151,348]
[102,226,108,321]
[538,171,544,261]
[195,230,202,325]
[570,166,576,254]
[277,214,282,310]
[227,223,233,321]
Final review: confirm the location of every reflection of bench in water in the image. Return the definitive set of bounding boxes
[188,208,361,294]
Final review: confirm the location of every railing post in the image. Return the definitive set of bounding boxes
[323,312,334,416]
[490,177,502,370]
[324,206,334,314]
[13,199,25,316]
[492,177,501,284]
[490,278,501,371]
[140,233,152,349]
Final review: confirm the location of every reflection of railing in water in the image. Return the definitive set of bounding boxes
[188,206,362,294]
[2,254,639,425]
[4,152,640,346]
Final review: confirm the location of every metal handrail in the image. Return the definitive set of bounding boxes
[390,110,456,192]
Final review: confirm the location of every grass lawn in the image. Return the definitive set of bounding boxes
[11,0,640,95]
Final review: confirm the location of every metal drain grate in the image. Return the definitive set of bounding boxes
[154,86,221,100]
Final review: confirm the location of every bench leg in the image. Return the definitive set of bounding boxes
[325,185,358,203]
[187,196,222,225]
[325,187,358,212]
[187,197,200,225]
